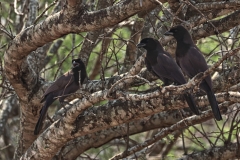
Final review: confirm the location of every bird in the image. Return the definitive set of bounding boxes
[34,58,87,135]
[137,38,200,115]
[164,25,222,121]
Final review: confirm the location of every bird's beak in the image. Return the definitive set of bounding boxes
[72,61,79,68]
[164,31,173,36]
[136,43,146,48]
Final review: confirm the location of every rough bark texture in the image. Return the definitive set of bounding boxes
[1,0,240,159]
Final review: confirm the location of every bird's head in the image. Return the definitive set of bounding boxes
[72,58,87,84]
[137,38,160,51]
[164,25,188,40]
[72,58,84,68]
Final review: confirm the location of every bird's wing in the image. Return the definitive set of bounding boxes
[42,71,74,99]
[145,58,161,78]
[152,51,186,85]
[181,46,212,87]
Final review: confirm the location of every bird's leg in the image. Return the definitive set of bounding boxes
[47,114,54,123]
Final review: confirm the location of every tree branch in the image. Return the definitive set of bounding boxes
[4,0,157,100]
[110,102,230,160]
[54,109,188,160]
[178,142,239,160]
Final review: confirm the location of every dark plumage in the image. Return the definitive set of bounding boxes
[137,38,200,115]
[164,25,222,121]
[34,58,87,135]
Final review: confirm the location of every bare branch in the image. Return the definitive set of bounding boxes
[110,102,230,160]
[178,142,239,160]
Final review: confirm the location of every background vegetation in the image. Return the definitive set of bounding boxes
[0,0,239,159]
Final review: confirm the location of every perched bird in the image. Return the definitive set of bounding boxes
[34,58,87,135]
[164,25,222,121]
[137,38,200,115]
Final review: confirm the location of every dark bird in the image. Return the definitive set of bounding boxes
[34,58,87,135]
[164,25,222,121]
[137,38,200,115]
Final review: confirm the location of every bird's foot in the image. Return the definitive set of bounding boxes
[47,114,54,123]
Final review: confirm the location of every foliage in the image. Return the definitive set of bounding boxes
[0,0,240,160]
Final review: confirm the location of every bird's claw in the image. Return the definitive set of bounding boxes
[47,114,54,123]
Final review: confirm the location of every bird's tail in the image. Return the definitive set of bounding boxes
[184,93,200,115]
[205,87,222,121]
[34,104,48,135]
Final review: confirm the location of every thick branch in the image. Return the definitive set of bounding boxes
[187,1,240,13]
[4,0,157,99]
[178,142,239,160]
[56,109,187,160]
[78,0,112,64]
[110,102,230,160]
[192,9,240,40]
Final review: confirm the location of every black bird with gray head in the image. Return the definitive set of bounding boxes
[34,58,87,135]
[137,38,200,115]
[164,25,222,121]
